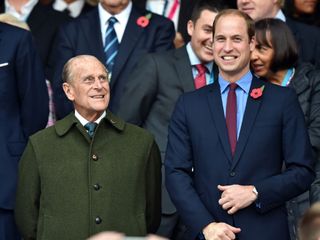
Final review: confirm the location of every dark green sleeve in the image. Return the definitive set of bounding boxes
[146,140,162,233]
[15,140,40,240]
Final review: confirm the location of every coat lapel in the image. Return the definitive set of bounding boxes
[207,81,233,163]
[82,9,105,63]
[173,47,195,92]
[231,77,264,169]
[110,7,144,89]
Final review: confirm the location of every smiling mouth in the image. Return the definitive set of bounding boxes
[204,44,213,52]
[252,64,265,71]
[222,56,237,61]
[90,95,105,99]
[242,8,254,13]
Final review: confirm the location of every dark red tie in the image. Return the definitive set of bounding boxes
[226,83,238,156]
[194,64,207,89]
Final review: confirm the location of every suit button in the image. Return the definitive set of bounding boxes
[95,217,102,224]
[93,184,101,191]
[230,171,236,177]
[92,154,98,161]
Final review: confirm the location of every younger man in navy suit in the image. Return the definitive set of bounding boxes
[165,9,315,240]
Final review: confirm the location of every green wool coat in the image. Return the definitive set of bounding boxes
[15,111,161,240]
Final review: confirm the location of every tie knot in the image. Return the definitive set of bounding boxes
[195,64,207,74]
[84,122,98,138]
[229,83,238,91]
[108,16,117,26]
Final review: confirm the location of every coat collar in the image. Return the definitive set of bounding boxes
[55,109,125,136]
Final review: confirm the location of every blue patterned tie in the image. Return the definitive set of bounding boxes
[104,17,119,73]
[84,122,98,138]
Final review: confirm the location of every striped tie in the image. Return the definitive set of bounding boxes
[104,17,119,73]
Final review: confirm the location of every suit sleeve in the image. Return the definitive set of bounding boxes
[17,30,49,137]
[47,25,74,120]
[116,54,158,125]
[152,16,175,52]
[255,89,315,213]
[15,140,40,240]
[307,69,320,203]
[165,96,214,236]
[146,139,162,233]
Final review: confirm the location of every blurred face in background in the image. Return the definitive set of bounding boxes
[294,0,318,14]
[188,9,218,63]
[237,0,279,21]
[100,0,130,14]
[250,32,274,78]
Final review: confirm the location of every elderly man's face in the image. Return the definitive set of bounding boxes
[63,57,110,121]
[212,14,255,82]
[237,0,279,21]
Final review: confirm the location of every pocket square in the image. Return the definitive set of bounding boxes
[0,62,9,67]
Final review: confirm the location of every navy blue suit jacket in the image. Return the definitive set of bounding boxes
[48,6,175,119]
[0,23,49,210]
[165,76,315,240]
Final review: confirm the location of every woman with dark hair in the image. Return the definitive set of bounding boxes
[251,18,320,240]
[284,0,320,27]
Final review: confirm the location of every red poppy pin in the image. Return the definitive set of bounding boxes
[250,85,265,99]
[137,13,152,28]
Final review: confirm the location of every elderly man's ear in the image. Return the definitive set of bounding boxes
[63,82,75,101]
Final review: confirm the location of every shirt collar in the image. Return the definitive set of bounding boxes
[75,110,107,126]
[186,42,214,74]
[5,0,38,21]
[275,9,286,22]
[53,0,85,18]
[219,71,253,94]
[98,1,132,28]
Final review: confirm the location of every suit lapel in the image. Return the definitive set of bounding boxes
[110,7,144,89]
[173,47,195,92]
[82,9,105,63]
[231,77,264,169]
[207,81,233,163]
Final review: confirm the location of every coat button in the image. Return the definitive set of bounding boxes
[95,217,102,224]
[92,154,98,161]
[230,171,236,177]
[93,184,101,191]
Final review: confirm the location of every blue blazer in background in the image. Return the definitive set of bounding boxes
[0,23,49,210]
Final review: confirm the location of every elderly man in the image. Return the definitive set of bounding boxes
[165,9,315,240]
[15,55,162,240]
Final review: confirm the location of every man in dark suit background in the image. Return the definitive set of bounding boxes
[0,0,71,68]
[132,0,197,47]
[165,9,315,240]
[116,0,227,238]
[48,0,175,120]
[237,0,320,67]
[0,22,48,240]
